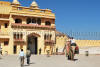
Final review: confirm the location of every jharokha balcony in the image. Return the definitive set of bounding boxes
[0,32,9,39]
[14,39,25,44]
[45,40,55,44]
[11,23,56,30]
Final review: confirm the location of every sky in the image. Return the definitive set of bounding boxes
[1,0,100,39]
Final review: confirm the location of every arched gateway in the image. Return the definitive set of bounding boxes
[27,33,40,54]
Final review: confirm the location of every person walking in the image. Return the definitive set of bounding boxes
[39,48,41,55]
[56,47,58,55]
[26,48,31,65]
[19,49,25,67]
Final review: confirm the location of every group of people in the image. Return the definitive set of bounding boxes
[0,37,78,67]
[19,48,31,67]
[64,37,79,61]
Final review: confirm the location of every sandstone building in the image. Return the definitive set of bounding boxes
[0,0,56,55]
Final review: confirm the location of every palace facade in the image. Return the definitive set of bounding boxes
[0,0,56,55]
[1,0,99,55]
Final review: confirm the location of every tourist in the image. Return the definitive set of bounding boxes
[39,48,41,55]
[70,37,76,46]
[70,37,77,55]
[56,47,58,55]
[19,49,25,67]
[26,48,31,65]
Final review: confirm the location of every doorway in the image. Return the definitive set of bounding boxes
[27,36,38,54]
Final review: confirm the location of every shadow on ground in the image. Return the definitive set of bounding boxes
[24,62,35,66]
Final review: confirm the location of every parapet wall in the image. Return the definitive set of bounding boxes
[76,40,100,54]
[79,46,100,54]
[76,40,100,47]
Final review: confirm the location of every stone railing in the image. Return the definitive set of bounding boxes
[0,32,9,38]
[11,23,56,30]
[44,40,55,44]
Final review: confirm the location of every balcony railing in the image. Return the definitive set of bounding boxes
[0,32,9,39]
[11,23,56,30]
[14,39,24,41]
[45,40,55,44]
[14,39,25,44]
[0,18,9,21]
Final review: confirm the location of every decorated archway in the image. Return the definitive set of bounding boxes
[27,33,40,54]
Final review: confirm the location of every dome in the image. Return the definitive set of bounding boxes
[12,0,20,5]
[30,1,39,8]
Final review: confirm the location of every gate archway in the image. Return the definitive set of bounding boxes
[27,33,40,54]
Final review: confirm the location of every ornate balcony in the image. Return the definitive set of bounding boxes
[11,23,56,30]
[0,18,9,21]
[0,32,9,39]
[14,39,25,44]
[44,40,55,44]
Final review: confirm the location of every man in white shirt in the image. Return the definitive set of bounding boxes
[19,49,25,67]
[70,37,77,55]
[70,37,76,46]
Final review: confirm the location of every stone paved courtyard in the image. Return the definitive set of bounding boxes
[0,55,100,67]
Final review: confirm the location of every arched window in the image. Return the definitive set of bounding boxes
[5,23,8,28]
[47,34,49,40]
[44,34,52,40]
[27,18,31,24]
[44,34,46,40]
[50,34,52,40]
[16,33,20,39]
[32,18,36,24]
[13,32,16,39]
[20,33,23,39]
[15,19,22,23]
[37,18,41,25]
[45,21,51,26]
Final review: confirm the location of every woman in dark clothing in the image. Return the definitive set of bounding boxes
[26,48,31,65]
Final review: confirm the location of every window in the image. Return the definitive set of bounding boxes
[4,41,9,46]
[37,18,41,25]
[13,32,23,39]
[16,33,20,39]
[17,7,22,10]
[32,18,36,24]
[20,33,23,39]
[45,21,51,26]
[14,33,16,39]
[44,34,52,40]
[15,19,22,23]
[50,34,52,40]
[27,18,31,24]
[44,34,46,40]
[5,23,8,28]
[47,35,49,40]
[26,18,37,24]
